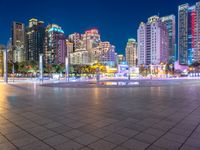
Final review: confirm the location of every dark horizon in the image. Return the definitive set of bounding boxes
[0,0,198,54]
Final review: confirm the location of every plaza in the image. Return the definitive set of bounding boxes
[0,80,200,150]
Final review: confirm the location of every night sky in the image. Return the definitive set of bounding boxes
[0,0,198,54]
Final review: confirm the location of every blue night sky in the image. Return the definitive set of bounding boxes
[0,0,198,54]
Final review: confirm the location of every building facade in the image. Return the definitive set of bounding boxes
[12,22,25,62]
[161,15,176,63]
[45,24,67,64]
[137,22,146,65]
[117,54,125,65]
[26,18,45,62]
[66,40,74,54]
[82,29,101,63]
[68,29,118,66]
[99,42,111,62]
[178,2,200,65]
[6,38,13,62]
[68,33,82,52]
[99,42,117,67]
[105,45,117,67]
[70,49,89,65]
[137,16,169,65]
[125,39,137,67]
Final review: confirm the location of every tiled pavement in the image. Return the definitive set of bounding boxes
[0,83,200,150]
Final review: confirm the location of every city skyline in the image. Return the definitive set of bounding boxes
[0,0,198,54]
[1,2,200,150]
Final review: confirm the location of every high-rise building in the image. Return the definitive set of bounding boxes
[137,22,146,65]
[99,42,111,62]
[0,50,3,76]
[7,38,13,62]
[70,49,89,65]
[98,42,117,67]
[26,18,45,61]
[68,33,82,51]
[91,46,101,63]
[106,45,117,67]
[178,2,200,65]
[45,24,67,64]
[117,54,125,65]
[12,22,25,62]
[82,29,101,63]
[161,15,176,63]
[66,40,73,54]
[137,16,169,65]
[125,39,137,67]
[68,29,118,66]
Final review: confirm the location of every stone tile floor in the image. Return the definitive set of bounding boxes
[0,82,200,150]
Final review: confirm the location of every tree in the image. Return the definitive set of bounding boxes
[44,64,53,74]
[18,62,27,74]
[16,61,38,76]
[58,64,65,73]
[190,61,200,74]
[8,62,13,74]
[28,61,38,74]
[69,66,74,74]
[139,65,146,76]
[51,64,58,74]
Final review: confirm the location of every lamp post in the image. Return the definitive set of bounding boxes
[96,67,100,83]
[39,54,43,83]
[4,49,8,83]
[150,64,153,79]
[128,66,131,81]
[65,57,69,82]
[0,45,8,83]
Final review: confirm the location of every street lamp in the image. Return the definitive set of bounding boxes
[39,54,43,83]
[150,64,153,79]
[96,67,100,83]
[0,45,8,83]
[128,66,131,81]
[65,57,69,82]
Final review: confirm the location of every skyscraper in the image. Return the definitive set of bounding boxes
[137,22,146,65]
[82,29,101,63]
[12,22,25,63]
[7,38,13,62]
[70,49,89,65]
[161,15,176,63]
[117,54,125,65]
[99,42,111,63]
[178,2,200,65]
[99,42,117,67]
[125,39,137,67]
[137,16,169,65]
[68,33,82,52]
[45,24,67,64]
[66,40,74,59]
[68,29,118,66]
[106,45,117,67]
[26,18,45,61]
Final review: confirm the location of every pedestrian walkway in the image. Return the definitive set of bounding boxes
[0,83,200,150]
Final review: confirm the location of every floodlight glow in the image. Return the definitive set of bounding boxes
[48,27,64,33]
